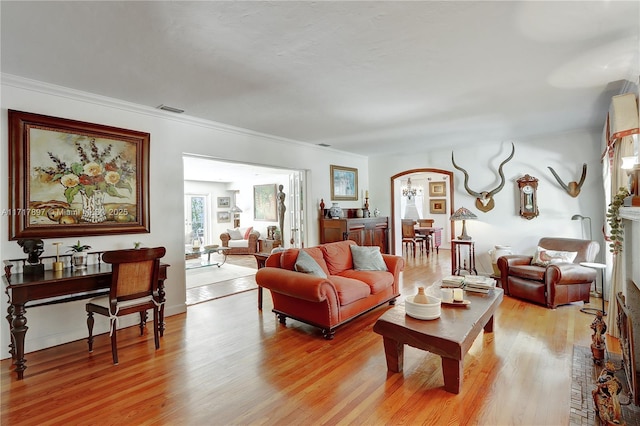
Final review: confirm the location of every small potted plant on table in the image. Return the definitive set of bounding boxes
[68,240,91,269]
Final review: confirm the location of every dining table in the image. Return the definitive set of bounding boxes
[413,225,442,254]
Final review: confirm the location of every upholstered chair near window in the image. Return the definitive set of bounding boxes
[497,238,599,309]
[86,246,166,364]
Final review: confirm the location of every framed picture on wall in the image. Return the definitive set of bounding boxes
[217,211,230,223]
[429,181,446,197]
[217,197,230,208]
[253,184,277,221]
[7,109,150,239]
[430,199,446,214]
[330,165,358,201]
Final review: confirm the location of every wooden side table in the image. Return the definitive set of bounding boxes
[253,253,270,310]
[451,240,477,275]
[259,239,281,254]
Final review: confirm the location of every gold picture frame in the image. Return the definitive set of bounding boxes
[330,165,358,201]
[430,199,447,214]
[8,110,150,239]
[429,181,446,197]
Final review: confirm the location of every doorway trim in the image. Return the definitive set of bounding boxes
[390,168,455,255]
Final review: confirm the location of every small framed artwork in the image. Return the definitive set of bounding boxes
[253,184,277,221]
[430,199,447,214]
[8,109,150,239]
[217,211,230,223]
[217,197,230,208]
[429,181,446,197]
[330,165,358,201]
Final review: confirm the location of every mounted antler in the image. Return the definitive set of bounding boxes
[451,142,515,212]
[547,164,587,198]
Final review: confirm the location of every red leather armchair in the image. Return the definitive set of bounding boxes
[497,237,600,309]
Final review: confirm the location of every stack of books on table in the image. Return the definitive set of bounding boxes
[463,275,496,293]
[441,275,465,288]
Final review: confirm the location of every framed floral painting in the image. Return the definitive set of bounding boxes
[8,110,150,239]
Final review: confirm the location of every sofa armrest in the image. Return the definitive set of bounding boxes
[545,263,597,286]
[220,232,231,247]
[255,267,337,303]
[382,254,404,293]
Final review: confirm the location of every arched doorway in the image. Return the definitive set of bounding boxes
[389,168,455,255]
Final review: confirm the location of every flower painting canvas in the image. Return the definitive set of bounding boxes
[9,110,150,239]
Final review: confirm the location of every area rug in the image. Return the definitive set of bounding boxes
[186,264,257,289]
[186,264,258,306]
[570,345,640,426]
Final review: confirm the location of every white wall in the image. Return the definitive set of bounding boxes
[369,131,606,274]
[0,76,368,358]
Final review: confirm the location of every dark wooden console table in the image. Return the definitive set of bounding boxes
[3,262,169,380]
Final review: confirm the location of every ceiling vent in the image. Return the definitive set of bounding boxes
[157,104,185,114]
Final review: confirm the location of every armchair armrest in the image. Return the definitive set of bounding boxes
[545,263,597,286]
[497,254,533,295]
[220,232,231,246]
[255,267,337,303]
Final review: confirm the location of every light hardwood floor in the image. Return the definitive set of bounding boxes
[2,250,605,425]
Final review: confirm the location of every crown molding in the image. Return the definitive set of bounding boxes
[1,73,365,158]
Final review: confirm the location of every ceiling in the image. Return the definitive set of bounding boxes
[1,1,639,157]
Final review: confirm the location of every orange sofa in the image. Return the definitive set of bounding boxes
[255,240,404,339]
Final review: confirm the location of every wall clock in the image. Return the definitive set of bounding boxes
[517,175,539,220]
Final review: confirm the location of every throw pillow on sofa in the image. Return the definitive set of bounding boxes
[227,228,244,240]
[294,250,327,278]
[350,245,388,271]
[531,246,577,267]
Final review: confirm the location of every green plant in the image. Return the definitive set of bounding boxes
[67,240,91,253]
[606,187,630,255]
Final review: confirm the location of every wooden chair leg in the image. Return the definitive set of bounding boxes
[87,311,94,352]
[110,319,119,365]
[139,311,148,336]
[153,308,160,350]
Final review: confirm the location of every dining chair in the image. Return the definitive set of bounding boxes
[417,218,434,227]
[402,219,424,257]
[417,218,435,252]
[86,246,166,365]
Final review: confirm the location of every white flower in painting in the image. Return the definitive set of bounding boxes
[60,174,80,188]
[105,171,120,185]
[83,162,102,177]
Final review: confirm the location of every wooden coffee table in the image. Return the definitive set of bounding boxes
[373,287,503,394]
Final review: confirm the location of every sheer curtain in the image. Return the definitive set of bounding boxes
[603,92,639,337]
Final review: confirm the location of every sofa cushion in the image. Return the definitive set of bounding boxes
[321,241,356,275]
[329,275,371,305]
[532,246,577,266]
[227,228,244,240]
[280,247,330,275]
[294,250,327,278]
[509,264,546,281]
[339,270,394,294]
[228,240,249,248]
[350,245,388,271]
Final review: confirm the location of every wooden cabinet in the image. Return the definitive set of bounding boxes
[319,216,389,253]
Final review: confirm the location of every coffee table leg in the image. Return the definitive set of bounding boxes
[382,337,404,373]
[484,315,494,333]
[441,357,462,394]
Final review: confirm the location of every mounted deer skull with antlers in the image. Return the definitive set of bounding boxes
[547,163,587,198]
[451,143,515,212]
